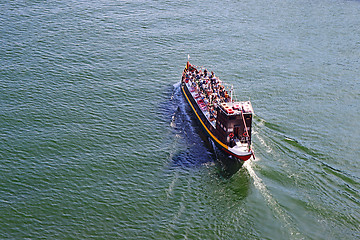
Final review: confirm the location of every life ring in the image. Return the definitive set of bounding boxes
[229,133,234,138]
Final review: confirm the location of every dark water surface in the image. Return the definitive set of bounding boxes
[1,0,359,239]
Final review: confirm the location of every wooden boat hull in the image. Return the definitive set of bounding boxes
[181,83,252,162]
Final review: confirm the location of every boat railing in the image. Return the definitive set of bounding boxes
[240,111,252,151]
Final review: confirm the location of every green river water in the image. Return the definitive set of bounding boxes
[1,0,359,239]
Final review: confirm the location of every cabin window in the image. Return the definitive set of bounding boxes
[234,125,240,138]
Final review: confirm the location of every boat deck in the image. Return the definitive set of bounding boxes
[185,81,216,128]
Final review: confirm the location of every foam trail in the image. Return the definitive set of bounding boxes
[170,114,176,128]
[253,130,273,153]
[244,161,302,238]
[166,171,179,199]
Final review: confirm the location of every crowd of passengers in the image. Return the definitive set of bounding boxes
[182,65,232,121]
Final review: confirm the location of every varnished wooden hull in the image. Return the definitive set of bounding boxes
[181,83,252,162]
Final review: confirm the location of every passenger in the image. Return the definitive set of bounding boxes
[219,89,224,98]
[203,97,209,108]
[209,106,216,121]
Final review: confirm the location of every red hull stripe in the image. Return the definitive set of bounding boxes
[222,148,252,161]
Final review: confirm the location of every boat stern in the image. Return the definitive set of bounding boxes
[228,142,253,161]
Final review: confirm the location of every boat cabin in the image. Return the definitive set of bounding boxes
[216,101,253,147]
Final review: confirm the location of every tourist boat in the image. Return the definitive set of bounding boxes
[181,61,254,162]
